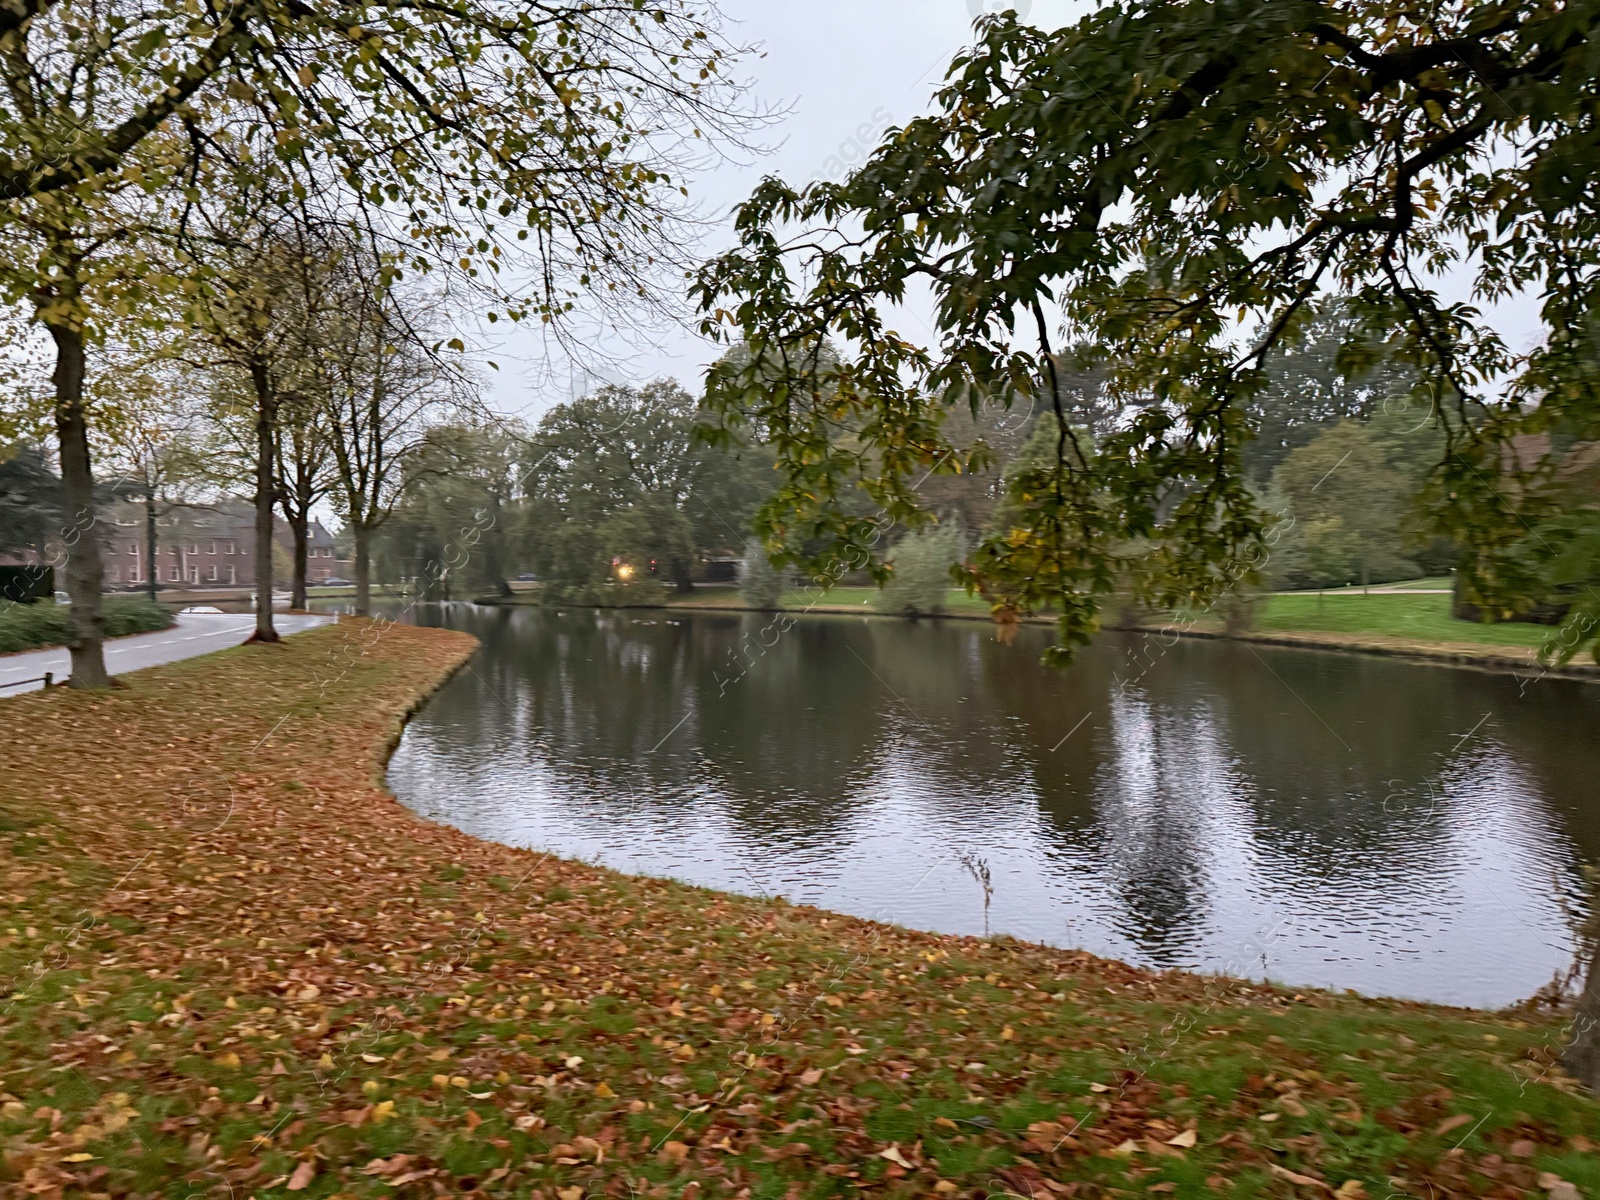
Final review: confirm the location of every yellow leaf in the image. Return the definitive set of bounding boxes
[1001,1026,1015,1040]
[61,1153,95,1163]
[1167,1128,1197,1148]
[372,1100,396,1124]
[594,1081,617,1098]
[214,1052,241,1069]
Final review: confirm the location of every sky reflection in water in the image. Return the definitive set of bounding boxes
[385,604,1600,1007]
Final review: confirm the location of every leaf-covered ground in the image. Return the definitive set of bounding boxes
[0,621,1594,1199]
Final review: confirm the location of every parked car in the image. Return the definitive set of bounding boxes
[52,590,70,605]
[517,573,537,581]
[319,577,352,587]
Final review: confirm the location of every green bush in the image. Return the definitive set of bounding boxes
[873,523,966,616]
[0,598,173,654]
[738,538,786,609]
[539,580,668,608]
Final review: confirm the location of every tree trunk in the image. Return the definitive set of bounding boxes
[249,362,280,642]
[47,320,110,688]
[290,511,309,612]
[354,523,371,616]
[1567,948,1600,1093]
[672,557,695,594]
[144,481,159,603]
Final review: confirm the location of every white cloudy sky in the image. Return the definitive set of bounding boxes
[478,0,1095,420]
[477,0,1543,423]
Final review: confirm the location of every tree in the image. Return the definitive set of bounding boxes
[385,422,517,600]
[1245,297,1417,482]
[737,537,784,608]
[322,274,460,614]
[0,442,61,562]
[695,1,1600,675]
[523,381,744,594]
[181,212,333,642]
[1270,421,1420,590]
[275,385,336,611]
[1,0,757,678]
[873,523,965,617]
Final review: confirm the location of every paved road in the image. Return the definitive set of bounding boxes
[0,612,333,695]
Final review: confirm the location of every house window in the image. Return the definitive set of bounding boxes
[208,565,218,582]
[228,565,236,585]
[187,566,199,583]
[225,540,236,555]
[108,565,120,582]
[187,543,198,555]
[169,567,181,582]
[207,540,216,555]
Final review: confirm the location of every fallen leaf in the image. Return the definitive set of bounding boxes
[659,1140,689,1164]
[1088,1082,1110,1093]
[594,1081,617,1098]
[1434,1113,1473,1136]
[1167,1128,1197,1148]
[879,1144,914,1169]
[1539,1175,1582,1200]
[1270,1164,1331,1191]
[286,1161,316,1191]
[1334,1182,1368,1200]
[798,1068,824,1086]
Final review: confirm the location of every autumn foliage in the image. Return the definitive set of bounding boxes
[0,623,1595,1197]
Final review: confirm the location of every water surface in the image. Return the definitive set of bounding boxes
[384,604,1600,1007]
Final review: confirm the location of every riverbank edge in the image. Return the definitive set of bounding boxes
[474,592,1597,684]
[6,622,1595,1197]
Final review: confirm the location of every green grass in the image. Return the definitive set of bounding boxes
[0,622,1594,1199]
[1248,592,1555,650]
[0,596,173,654]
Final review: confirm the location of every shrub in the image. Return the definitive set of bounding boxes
[738,538,786,609]
[539,580,668,608]
[874,523,966,617]
[0,597,172,654]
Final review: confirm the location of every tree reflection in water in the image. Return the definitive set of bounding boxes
[391,603,1599,1007]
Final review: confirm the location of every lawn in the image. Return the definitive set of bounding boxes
[1249,592,1556,651]
[0,621,1594,1199]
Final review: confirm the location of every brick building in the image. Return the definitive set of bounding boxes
[100,500,342,590]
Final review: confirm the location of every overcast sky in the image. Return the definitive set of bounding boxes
[478,0,1542,424]
[477,0,1096,420]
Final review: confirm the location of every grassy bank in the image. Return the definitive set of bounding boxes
[0,622,1595,1198]
[0,597,173,654]
[1244,594,1551,651]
